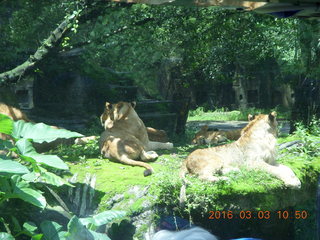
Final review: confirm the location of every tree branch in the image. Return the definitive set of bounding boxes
[0,14,78,84]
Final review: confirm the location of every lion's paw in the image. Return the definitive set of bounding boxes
[285,179,301,189]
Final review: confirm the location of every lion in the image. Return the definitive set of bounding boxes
[191,125,242,145]
[0,102,30,122]
[180,112,301,205]
[99,101,173,176]
[191,114,256,145]
[0,102,90,152]
[0,103,31,156]
[0,102,30,141]
[146,127,169,143]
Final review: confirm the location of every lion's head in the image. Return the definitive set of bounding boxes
[191,125,209,145]
[242,111,278,136]
[100,101,136,129]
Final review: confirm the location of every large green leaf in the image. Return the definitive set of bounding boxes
[88,231,111,240]
[66,216,95,240]
[0,159,30,175]
[32,234,44,240]
[0,232,15,240]
[0,177,11,193]
[0,139,14,150]
[16,139,69,170]
[40,220,63,240]
[40,171,73,187]
[23,167,73,187]
[23,221,38,236]
[22,172,38,182]
[8,175,46,208]
[12,120,83,143]
[0,114,13,135]
[80,210,126,229]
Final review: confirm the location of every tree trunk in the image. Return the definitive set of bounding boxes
[233,63,248,110]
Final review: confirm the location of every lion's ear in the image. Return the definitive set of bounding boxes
[105,102,112,109]
[114,102,129,121]
[131,101,136,108]
[269,111,277,121]
[248,114,255,121]
[201,125,209,131]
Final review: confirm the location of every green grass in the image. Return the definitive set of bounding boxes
[48,114,320,240]
[188,106,291,122]
[60,128,320,214]
[52,115,320,239]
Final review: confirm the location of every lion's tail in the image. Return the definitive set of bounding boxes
[119,155,154,177]
[179,160,189,208]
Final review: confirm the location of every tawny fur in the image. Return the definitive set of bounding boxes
[181,112,301,205]
[99,101,173,176]
[0,102,91,153]
[0,103,30,156]
[191,113,256,145]
[0,102,30,122]
[191,125,242,145]
[0,102,30,141]
[146,127,169,143]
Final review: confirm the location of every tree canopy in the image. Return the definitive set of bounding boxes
[0,0,319,118]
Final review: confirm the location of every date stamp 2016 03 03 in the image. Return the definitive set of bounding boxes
[208,210,309,220]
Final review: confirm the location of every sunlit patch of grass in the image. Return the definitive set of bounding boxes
[188,106,291,122]
[57,112,319,227]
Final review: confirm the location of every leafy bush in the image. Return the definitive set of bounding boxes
[285,118,320,157]
[0,114,125,239]
[21,211,126,240]
[51,138,100,162]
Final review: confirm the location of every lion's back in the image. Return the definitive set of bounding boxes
[0,103,30,121]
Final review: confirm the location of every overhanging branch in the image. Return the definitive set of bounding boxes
[0,14,78,84]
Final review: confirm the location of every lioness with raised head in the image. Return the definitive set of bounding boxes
[99,101,173,176]
[180,112,301,204]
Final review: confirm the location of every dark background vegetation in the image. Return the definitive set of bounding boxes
[0,0,319,132]
[0,0,320,239]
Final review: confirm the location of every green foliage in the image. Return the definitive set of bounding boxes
[0,114,13,135]
[188,106,290,121]
[50,138,100,162]
[79,210,126,231]
[12,121,83,144]
[0,232,14,240]
[0,114,115,240]
[0,114,80,209]
[282,118,320,158]
[147,122,320,217]
[7,211,126,240]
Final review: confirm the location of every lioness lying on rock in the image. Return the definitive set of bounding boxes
[191,114,256,145]
[146,127,169,143]
[99,101,173,176]
[181,112,301,205]
[191,125,242,145]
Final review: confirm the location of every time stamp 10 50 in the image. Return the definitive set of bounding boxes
[208,210,309,220]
